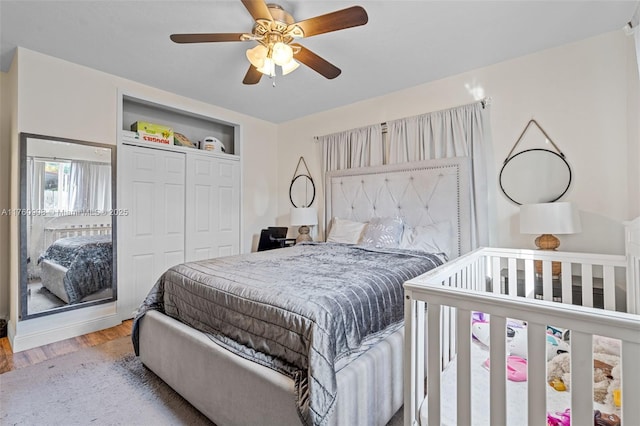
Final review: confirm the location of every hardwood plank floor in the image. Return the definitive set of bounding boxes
[0,319,133,374]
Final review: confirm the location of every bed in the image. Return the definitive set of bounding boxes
[133,157,472,426]
[403,217,640,426]
[37,226,113,304]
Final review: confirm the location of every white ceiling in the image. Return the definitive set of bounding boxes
[1,1,637,123]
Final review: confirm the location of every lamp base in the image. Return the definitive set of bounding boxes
[296,225,312,244]
[534,234,561,276]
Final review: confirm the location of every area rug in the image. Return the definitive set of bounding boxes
[1,336,404,425]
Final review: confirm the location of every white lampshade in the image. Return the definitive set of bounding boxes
[257,56,275,77]
[520,202,582,235]
[281,59,300,75]
[271,42,293,66]
[246,44,267,68]
[290,207,318,226]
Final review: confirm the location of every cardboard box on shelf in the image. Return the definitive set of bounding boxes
[131,121,173,144]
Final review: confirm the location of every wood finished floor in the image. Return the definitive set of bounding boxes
[0,319,133,374]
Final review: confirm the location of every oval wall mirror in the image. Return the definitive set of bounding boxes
[289,174,316,208]
[499,148,572,205]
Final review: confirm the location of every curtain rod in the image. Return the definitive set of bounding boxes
[314,97,491,141]
[28,156,111,165]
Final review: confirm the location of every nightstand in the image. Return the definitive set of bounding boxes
[500,269,604,308]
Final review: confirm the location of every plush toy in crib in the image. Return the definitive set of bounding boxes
[546,335,621,409]
[546,409,621,426]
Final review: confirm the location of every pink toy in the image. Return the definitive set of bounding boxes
[482,355,528,382]
[547,408,571,426]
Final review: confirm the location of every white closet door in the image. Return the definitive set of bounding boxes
[119,145,186,317]
[185,153,240,262]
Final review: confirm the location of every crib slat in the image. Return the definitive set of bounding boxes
[571,331,593,426]
[456,309,472,426]
[403,296,422,426]
[581,264,594,307]
[524,259,534,298]
[527,322,547,425]
[507,257,517,295]
[442,306,451,368]
[542,261,553,301]
[489,315,507,426]
[561,263,572,304]
[603,265,615,311]
[622,341,640,423]
[492,257,501,294]
[427,303,441,426]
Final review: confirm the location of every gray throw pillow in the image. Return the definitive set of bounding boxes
[359,217,404,248]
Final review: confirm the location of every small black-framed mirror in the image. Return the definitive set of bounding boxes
[499,148,572,205]
[19,133,117,320]
[289,174,316,208]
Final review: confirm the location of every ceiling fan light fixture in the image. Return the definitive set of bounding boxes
[281,59,300,75]
[257,56,276,77]
[271,42,293,66]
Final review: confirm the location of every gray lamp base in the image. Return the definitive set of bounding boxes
[296,225,312,243]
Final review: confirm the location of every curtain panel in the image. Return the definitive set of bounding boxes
[318,123,383,172]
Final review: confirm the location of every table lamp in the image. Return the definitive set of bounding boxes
[290,207,318,243]
[520,202,582,276]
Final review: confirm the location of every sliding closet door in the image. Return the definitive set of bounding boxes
[185,153,240,262]
[119,145,186,317]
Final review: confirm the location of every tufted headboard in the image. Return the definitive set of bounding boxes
[325,157,471,258]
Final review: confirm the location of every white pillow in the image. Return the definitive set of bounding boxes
[400,221,452,257]
[359,217,404,248]
[326,218,367,244]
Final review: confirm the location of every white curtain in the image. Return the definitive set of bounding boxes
[319,123,383,172]
[69,161,112,211]
[27,158,46,211]
[386,102,491,248]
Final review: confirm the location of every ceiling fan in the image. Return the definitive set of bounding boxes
[170,0,368,85]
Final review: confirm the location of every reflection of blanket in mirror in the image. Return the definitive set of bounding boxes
[38,235,113,304]
[132,243,445,426]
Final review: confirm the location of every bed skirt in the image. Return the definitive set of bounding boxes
[138,310,404,426]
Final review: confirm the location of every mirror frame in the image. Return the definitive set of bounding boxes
[499,148,572,205]
[289,174,316,208]
[19,133,117,320]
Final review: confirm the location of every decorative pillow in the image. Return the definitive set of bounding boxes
[326,218,367,244]
[359,217,404,248]
[400,221,452,257]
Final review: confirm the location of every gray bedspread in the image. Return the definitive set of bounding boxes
[132,243,444,426]
[38,234,113,304]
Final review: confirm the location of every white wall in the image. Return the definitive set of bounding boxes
[0,71,11,320]
[277,30,638,256]
[4,48,279,341]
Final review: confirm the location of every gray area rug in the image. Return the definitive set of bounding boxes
[1,336,404,426]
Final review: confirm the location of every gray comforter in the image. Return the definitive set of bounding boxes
[132,242,444,426]
[37,234,113,304]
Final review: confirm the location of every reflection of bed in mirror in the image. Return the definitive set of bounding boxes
[37,224,113,304]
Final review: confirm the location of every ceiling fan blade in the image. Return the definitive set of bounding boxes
[241,0,273,22]
[170,33,246,43]
[292,44,341,79]
[243,65,263,85]
[293,6,368,38]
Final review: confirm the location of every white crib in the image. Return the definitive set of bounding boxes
[404,218,640,426]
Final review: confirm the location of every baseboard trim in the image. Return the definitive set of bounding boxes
[10,310,120,352]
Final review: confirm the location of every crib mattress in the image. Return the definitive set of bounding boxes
[420,341,615,425]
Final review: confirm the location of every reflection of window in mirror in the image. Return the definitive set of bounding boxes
[20,134,116,320]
